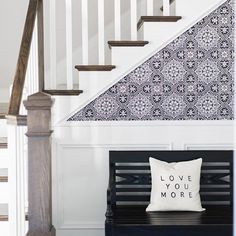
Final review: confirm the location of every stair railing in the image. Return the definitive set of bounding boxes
[6,0,48,236]
[8,0,44,117]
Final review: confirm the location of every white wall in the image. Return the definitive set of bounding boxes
[0,0,29,93]
[52,121,234,236]
[0,89,10,103]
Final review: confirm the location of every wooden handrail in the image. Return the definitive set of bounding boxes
[8,0,38,116]
[37,0,45,92]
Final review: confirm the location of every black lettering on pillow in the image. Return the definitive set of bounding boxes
[169,175,174,181]
[179,176,184,181]
[158,175,194,199]
[184,184,189,190]
[175,183,180,189]
[161,192,167,198]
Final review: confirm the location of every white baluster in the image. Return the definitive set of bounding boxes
[32,27,36,93]
[98,0,105,64]
[147,0,153,16]
[82,0,89,64]
[32,19,39,93]
[163,0,170,16]
[65,0,73,89]
[9,125,28,236]
[49,0,57,88]
[114,0,121,40]
[20,22,39,115]
[130,0,137,40]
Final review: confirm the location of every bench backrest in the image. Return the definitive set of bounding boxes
[109,150,233,208]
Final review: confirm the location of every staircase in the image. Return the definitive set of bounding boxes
[49,0,227,123]
[1,0,231,235]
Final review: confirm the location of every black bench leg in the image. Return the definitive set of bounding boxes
[105,223,113,236]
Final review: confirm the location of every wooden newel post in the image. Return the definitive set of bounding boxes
[24,92,56,236]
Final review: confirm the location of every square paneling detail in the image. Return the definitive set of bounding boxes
[55,143,171,229]
[184,144,234,150]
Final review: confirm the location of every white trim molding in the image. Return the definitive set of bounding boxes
[184,143,234,150]
[55,120,234,128]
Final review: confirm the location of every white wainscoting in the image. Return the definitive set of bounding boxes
[52,121,234,236]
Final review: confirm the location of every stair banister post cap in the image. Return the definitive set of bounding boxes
[28,92,51,100]
[23,92,54,110]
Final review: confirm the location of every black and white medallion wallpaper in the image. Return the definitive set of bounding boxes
[68,0,234,121]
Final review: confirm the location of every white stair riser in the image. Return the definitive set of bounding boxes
[73,72,114,114]
[0,150,9,169]
[0,222,9,236]
[0,183,9,203]
[0,120,7,138]
[0,221,28,236]
[143,22,179,42]
[79,71,112,92]
[111,46,151,73]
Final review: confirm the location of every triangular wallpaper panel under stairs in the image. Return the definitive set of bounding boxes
[68,0,234,121]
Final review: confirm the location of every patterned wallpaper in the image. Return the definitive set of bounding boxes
[68,0,234,121]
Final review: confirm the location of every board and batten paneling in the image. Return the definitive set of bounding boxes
[52,121,233,236]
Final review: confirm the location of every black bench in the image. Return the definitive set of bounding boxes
[105,150,233,236]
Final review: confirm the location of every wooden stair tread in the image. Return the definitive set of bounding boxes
[108,40,149,48]
[0,204,28,221]
[0,143,7,149]
[0,176,8,182]
[0,114,6,119]
[0,215,29,222]
[137,16,182,29]
[43,90,83,96]
[75,65,116,71]
[0,169,8,182]
[0,138,7,149]
[0,204,8,221]
[0,215,8,221]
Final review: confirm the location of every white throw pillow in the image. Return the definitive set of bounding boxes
[146,157,205,212]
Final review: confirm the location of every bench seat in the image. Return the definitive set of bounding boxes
[105,151,233,236]
[106,206,232,236]
[110,205,232,226]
